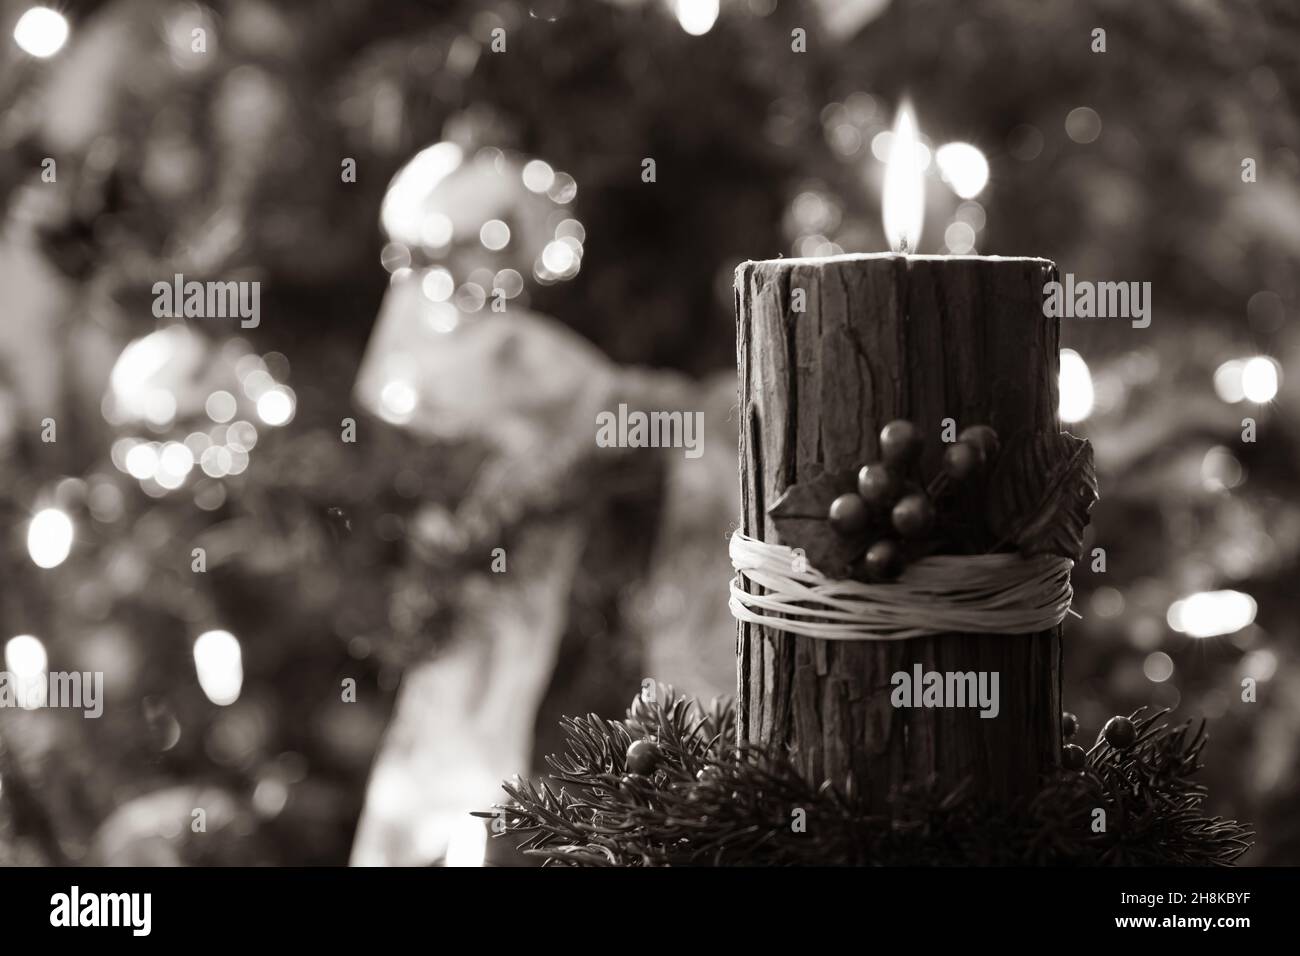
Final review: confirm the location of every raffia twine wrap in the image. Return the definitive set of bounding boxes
[728,531,1074,641]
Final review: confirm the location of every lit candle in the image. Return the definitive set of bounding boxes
[735,101,1064,806]
[882,100,925,254]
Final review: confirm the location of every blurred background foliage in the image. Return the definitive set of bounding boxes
[0,0,1297,864]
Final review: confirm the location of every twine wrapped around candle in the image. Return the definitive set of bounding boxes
[728,532,1075,641]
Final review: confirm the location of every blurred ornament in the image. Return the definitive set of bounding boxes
[355,278,615,453]
[379,140,582,293]
[1062,711,1078,739]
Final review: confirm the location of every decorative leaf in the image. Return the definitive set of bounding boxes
[987,431,1098,562]
[764,469,863,577]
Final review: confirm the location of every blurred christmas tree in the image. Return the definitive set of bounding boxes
[1,0,1298,864]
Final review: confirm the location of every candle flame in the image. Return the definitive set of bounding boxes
[883,101,925,253]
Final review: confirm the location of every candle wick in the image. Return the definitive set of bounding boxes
[896,237,910,255]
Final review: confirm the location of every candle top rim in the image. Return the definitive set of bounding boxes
[738,253,1055,268]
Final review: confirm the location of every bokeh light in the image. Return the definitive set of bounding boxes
[1143,651,1174,683]
[1213,360,1245,403]
[256,388,295,426]
[28,507,73,569]
[1065,106,1102,143]
[1201,446,1244,492]
[1167,590,1257,638]
[542,240,574,272]
[206,390,238,423]
[13,6,69,58]
[1241,356,1280,403]
[381,142,463,248]
[943,221,977,254]
[380,380,418,424]
[5,634,48,708]
[675,0,720,36]
[421,268,455,302]
[125,442,160,480]
[193,630,243,706]
[521,159,555,194]
[935,142,989,199]
[479,219,511,251]
[1240,648,1277,682]
[1058,349,1094,423]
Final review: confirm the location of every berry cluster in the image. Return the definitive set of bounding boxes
[1060,711,1137,770]
[826,419,1001,581]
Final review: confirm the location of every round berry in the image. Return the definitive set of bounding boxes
[864,540,904,581]
[942,441,983,480]
[957,425,1000,462]
[879,420,923,466]
[1062,711,1079,740]
[890,493,935,539]
[1102,715,1137,750]
[626,739,662,775]
[1062,744,1086,771]
[857,463,902,508]
[620,773,650,799]
[828,493,870,536]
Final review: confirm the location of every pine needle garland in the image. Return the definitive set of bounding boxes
[480,686,1253,866]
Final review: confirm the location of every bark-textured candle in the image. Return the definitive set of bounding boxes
[735,253,1061,807]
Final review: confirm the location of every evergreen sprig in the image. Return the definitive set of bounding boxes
[481,687,1253,866]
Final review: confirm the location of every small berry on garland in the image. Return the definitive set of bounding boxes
[626,739,662,775]
[1102,715,1137,749]
[1062,711,1079,739]
[620,773,652,801]
[1062,743,1087,770]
